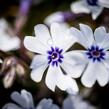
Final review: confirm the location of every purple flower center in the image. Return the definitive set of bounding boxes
[87,0,98,6]
[86,45,105,62]
[47,47,64,67]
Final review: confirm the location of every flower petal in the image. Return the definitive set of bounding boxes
[50,23,76,52]
[37,99,59,109]
[96,62,109,86]
[61,50,87,78]
[91,6,103,20]
[21,90,35,109]
[99,0,109,8]
[31,65,48,83]
[69,26,92,49]
[100,33,109,50]
[34,24,52,47]
[81,61,108,87]
[44,12,64,25]
[24,36,48,54]
[81,62,96,87]
[94,27,109,50]
[30,55,48,69]
[2,103,21,109]
[94,26,106,47]
[79,24,94,48]
[45,66,58,91]
[56,67,79,94]
[11,91,27,108]
[71,1,90,14]
[103,51,109,69]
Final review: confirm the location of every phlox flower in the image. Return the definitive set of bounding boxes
[2,90,59,109]
[24,23,80,94]
[69,24,109,87]
[71,0,109,20]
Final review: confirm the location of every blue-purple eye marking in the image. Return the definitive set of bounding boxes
[87,0,98,6]
[47,47,64,67]
[86,45,105,62]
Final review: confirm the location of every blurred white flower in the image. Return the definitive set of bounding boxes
[44,11,69,30]
[24,23,79,94]
[0,19,21,52]
[71,0,109,20]
[63,94,96,109]
[2,89,59,109]
[44,12,65,25]
[69,24,109,87]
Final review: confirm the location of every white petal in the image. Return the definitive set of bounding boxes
[81,62,97,87]
[99,33,109,50]
[103,51,109,69]
[94,27,109,50]
[57,67,79,94]
[50,23,76,52]
[2,103,21,109]
[45,66,58,91]
[81,61,109,87]
[79,24,94,48]
[70,26,91,49]
[61,50,87,78]
[94,26,106,47]
[21,90,35,109]
[44,12,64,26]
[30,55,48,82]
[34,24,52,47]
[31,66,48,83]
[30,55,48,69]
[24,36,48,54]
[91,6,103,20]
[99,0,109,8]
[11,91,27,108]
[96,62,109,86]
[71,1,90,14]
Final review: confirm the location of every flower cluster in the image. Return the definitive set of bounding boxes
[2,90,95,109]
[24,23,109,94]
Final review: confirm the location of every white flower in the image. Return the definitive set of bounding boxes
[24,23,79,94]
[71,0,109,20]
[0,19,21,52]
[44,11,69,30]
[2,90,59,109]
[63,94,96,109]
[69,24,109,87]
[44,12,64,25]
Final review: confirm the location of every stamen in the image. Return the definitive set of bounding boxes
[86,45,105,62]
[47,47,64,66]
